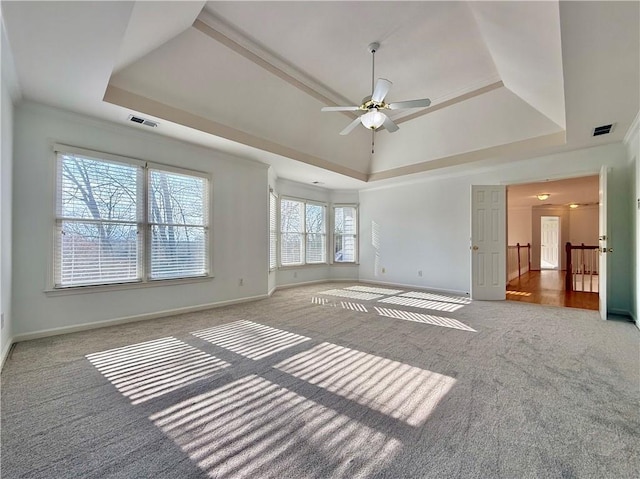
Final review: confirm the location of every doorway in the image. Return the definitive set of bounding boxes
[540,216,559,269]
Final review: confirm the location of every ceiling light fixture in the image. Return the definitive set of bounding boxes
[360,108,385,130]
[536,194,550,201]
[569,203,579,209]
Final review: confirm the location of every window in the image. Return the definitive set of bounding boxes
[269,190,277,270]
[334,205,358,263]
[55,147,209,288]
[280,197,327,266]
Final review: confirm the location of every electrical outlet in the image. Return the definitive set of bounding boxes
[239,278,244,286]
[418,270,423,277]
[1,313,4,330]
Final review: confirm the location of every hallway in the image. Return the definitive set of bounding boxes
[507,270,599,311]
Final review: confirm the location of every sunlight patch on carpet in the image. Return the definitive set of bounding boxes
[192,321,310,360]
[86,337,230,404]
[150,375,401,479]
[318,289,384,301]
[379,295,465,312]
[345,285,404,295]
[274,342,456,427]
[374,307,476,332]
[400,291,471,304]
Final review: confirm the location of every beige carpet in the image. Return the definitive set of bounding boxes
[2,282,639,478]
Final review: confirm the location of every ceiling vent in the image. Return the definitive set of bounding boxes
[128,115,158,128]
[593,124,613,136]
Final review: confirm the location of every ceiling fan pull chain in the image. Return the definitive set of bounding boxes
[372,129,375,154]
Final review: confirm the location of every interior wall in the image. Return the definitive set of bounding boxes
[12,102,270,337]
[507,206,532,245]
[359,143,633,314]
[568,204,598,245]
[625,117,639,324]
[0,25,15,362]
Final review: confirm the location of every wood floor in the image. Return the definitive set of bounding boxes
[507,270,599,310]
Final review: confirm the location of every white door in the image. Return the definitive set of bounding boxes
[471,185,506,300]
[540,216,559,269]
[599,166,608,320]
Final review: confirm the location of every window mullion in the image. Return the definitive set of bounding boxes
[141,163,149,282]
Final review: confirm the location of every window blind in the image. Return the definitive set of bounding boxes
[334,206,357,263]
[148,169,208,280]
[54,150,209,288]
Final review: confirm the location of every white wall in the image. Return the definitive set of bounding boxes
[568,204,598,245]
[507,206,532,245]
[274,179,359,288]
[359,143,633,314]
[624,114,639,324]
[12,103,270,337]
[1,15,17,365]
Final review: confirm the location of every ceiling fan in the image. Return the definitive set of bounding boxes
[321,42,431,136]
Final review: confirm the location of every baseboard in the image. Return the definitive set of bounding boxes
[1,338,14,370]
[12,293,269,342]
[274,278,357,292]
[360,279,469,297]
[608,308,634,322]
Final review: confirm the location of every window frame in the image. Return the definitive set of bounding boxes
[279,195,328,267]
[269,188,278,271]
[50,144,213,292]
[332,204,359,264]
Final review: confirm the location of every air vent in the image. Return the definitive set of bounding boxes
[593,124,613,136]
[128,115,158,128]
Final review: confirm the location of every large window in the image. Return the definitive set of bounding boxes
[55,147,209,288]
[334,205,358,263]
[280,198,327,266]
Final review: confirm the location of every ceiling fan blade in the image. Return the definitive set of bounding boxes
[388,98,431,110]
[321,106,360,112]
[339,116,363,135]
[371,78,393,103]
[382,114,399,133]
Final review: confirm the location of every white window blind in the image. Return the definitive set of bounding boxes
[306,202,326,264]
[334,205,358,263]
[280,198,304,266]
[280,197,327,266]
[148,169,208,280]
[54,149,209,288]
[269,191,277,270]
[56,154,142,287]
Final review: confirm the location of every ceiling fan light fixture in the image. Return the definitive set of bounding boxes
[536,193,550,201]
[361,109,385,130]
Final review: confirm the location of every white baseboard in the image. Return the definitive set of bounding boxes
[274,278,357,291]
[12,294,269,343]
[1,338,14,371]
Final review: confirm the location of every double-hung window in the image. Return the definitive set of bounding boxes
[333,205,358,263]
[280,197,327,266]
[54,146,209,288]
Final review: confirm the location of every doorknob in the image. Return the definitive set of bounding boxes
[608,248,613,253]
[472,245,479,251]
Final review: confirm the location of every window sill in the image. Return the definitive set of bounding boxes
[44,275,214,296]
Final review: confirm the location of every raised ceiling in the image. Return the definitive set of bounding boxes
[2,1,639,189]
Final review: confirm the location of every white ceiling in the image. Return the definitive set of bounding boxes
[2,1,638,190]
